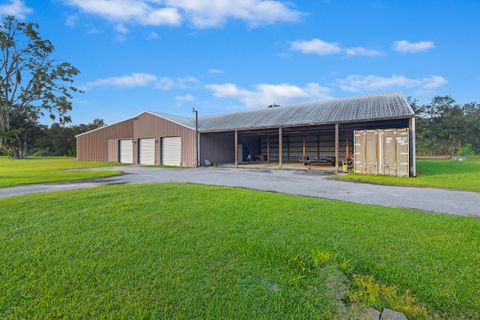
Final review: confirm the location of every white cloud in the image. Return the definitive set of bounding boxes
[85,23,100,34]
[304,82,331,98]
[178,76,201,88]
[83,73,158,90]
[205,82,332,108]
[166,0,302,28]
[65,14,78,27]
[208,69,224,74]
[65,0,182,27]
[144,7,181,26]
[335,74,447,94]
[64,0,301,29]
[155,76,201,90]
[290,39,383,58]
[290,38,342,56]
[345,47,382,57]
[146,31,160,40]
[115,24,128,34]
[419,75,447,92]
[393,40,434,53]
[156,77,176,91]
[0,0,32,19]
[83,73,201,91]
[175,94,195,106]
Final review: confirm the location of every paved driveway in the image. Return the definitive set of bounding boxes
[1,166,479,217]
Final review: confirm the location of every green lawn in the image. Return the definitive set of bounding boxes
[0,157,123,188]
[336,159,480,192]
[1,184,479,319]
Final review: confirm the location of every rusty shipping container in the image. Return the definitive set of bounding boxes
[354,128,409,177]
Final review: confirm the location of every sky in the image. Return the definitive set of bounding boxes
[0,0,479,125]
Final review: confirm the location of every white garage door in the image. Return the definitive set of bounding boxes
[162,137,181,166]
[119,140,133,164]
[139,138,155,165]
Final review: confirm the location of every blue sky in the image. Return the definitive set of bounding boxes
[1,0,479,124]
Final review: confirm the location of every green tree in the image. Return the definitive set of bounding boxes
[0,108,46,157]
[0,16,80,157]
[411,96,480,156]
[35,119,105,156]
[463,102,480,153]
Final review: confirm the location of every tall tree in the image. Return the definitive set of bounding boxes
[0,106,44,157]
[0,16,80,157]
[412,96,480,156]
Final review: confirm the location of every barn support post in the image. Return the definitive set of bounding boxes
[409,117,417,177]
[345,130,349,160]
[287,136,290,161]
[278,127,283,168]
[345,130,349,170]
[302,135,306,159]
[234,129,238,168]
[267,135,270,163]
[193,107,199,167]
[335,123,339,173]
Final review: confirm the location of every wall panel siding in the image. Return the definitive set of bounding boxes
[133,113,196,167]
[199,132,235,164]
[76,112,196,166]
[76,119,134,162]
[107,139,118,162]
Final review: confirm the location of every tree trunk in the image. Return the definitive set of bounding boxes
[22,140,27,158]
[13,134,25,159]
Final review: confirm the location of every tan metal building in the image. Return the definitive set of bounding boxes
[76,112,196,167]
[76,92,417,176]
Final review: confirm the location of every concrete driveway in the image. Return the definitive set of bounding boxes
[1,166,479,217]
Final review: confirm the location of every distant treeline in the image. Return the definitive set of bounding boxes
[1,95,479,159]
[0,107,105,157]
[411,96,479,157]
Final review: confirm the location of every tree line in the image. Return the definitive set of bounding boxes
[0,109,104,157]
[411,96,479,157]
[2,94,478,159]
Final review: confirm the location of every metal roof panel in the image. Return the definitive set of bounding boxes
[194,92,414,132]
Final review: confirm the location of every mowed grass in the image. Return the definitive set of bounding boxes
[336,159,480,192]
[0,157,123,188]
[1,184,479,319]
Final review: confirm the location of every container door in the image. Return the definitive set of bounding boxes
[396,129,409,177]
[383,130,397,176]
[365,130,378,174]
[354,131,365,174]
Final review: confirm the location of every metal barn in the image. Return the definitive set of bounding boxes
[76,92,416,177]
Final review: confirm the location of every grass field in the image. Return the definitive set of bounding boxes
[0,157,122,188]
[336,159,480,192]
[1,183,479,319]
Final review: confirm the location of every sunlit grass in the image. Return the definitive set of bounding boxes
[336,159,480,192]
[0,183,478,318]
[0,156,122,188]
